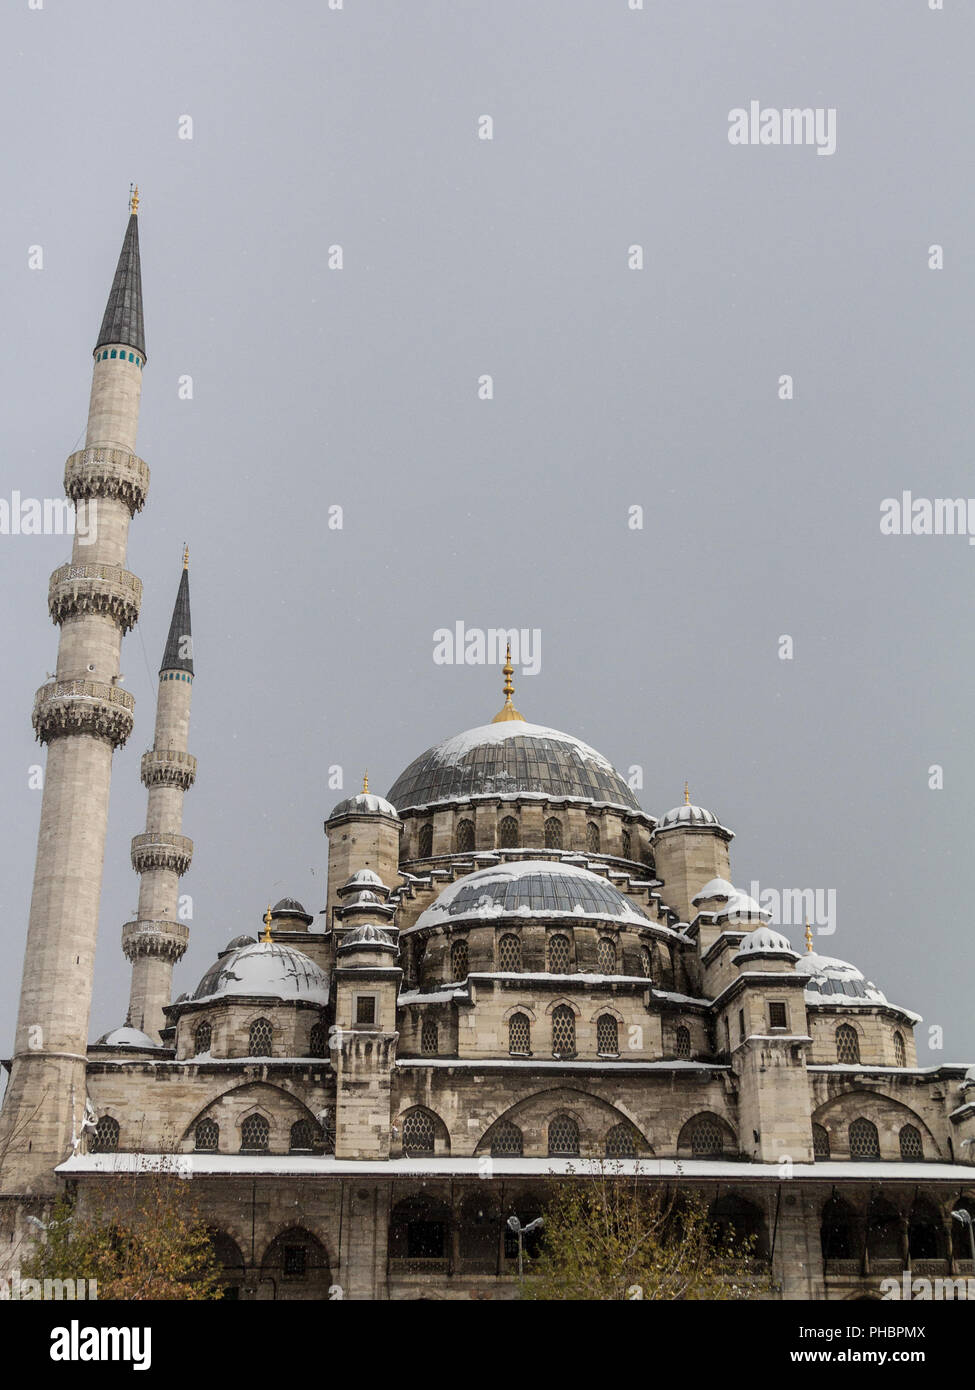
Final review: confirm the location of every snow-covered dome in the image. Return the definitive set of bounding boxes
[692,877,736,905]
[329,791,399,820]
[410,859,650,931]
[270,896,313,923]
[339,922,397,950]
[96,1025,156,1048]
[735,925,795,957]
[192,941,330,1005]
[655,802,720,831]
[795,951,887,1006]
[720,891,772,924]
[343,869,385,889]
[387,720,641,813]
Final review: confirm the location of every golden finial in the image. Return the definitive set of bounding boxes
[182,543,189,571]
[362,770,369,794]
[684,781,690,805]
[805,919,814,953]
[491,642,525,723]
[129,184,140,216]
[262,905,273,944]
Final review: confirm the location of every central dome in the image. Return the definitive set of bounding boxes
[387,720,641,813]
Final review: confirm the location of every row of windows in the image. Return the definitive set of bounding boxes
[835,1024,907,1068]
[162,671,192,682]
[417,817,638,858]
[90,1113,336,1156]
[191,1018,329,1058]
[443,934,654,981]
[95,348,143,367]
[813,1118,923,1161]
[417,1012,691,1060]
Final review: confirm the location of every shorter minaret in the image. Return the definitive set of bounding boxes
[122,550,196,1039]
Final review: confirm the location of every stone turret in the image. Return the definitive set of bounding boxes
[651,788,733,924]
[332,918,402,1159]
[0,193,149,1190]
[122,554,195,1040]
[324,776,402,923]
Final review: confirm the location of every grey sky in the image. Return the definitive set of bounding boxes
[0,0,972,1076]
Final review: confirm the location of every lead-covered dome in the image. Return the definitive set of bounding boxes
[96,1025,156,1048]
[387,720,641,813]
[192,941,330,1005]
[795,951,887,1006]
[410,859,650,930]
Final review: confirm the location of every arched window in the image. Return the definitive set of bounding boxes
[389,1194,449,1262]
[195,1118,219,1153]
[596,1013,619,1054]
[490,1120,523,1157]
[708,1196,769,1259]
[193,1020,212,1055]
[893,1031,906,1067]
[899,1124,923,1160]
[450,939,469,980]
[548,1114,580,1156]
[289,1120,317,1153]
[240,1115,269,1153]
[596,937,616,974]
[417,822,433,857]
[402,1110,436,1157]
[551,1004,576,1057]
[499,933,521,972]
[498,816,519,848]
[90,1116,119,1154]
[690,1116,723,1157]
[813,1123,830,1160]
[309,1022,327,1058]
[421,1017,438,1055]
[544,817,563,850]
[456,819,475,853]
[586,821,600,853]
[621,829,631,860]
[605,1122,637,1158]
[849,1117,880,1160]
[548,933,570,974]
[640,945,652,979]
[249,1017,273,1056]
[508,1012,531,1055]
[836,1024,860,1065]
[674,1025,691,1059]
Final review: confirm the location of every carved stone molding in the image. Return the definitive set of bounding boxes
[48,562,142,633]
[64,447,150,515]
[130,831,194,876]
[122,919,190,964]
[32,679,135,748]
[141,748,197,791]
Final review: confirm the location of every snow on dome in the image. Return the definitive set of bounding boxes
[656,803,720,831]
[795,951,887,1007]
[221,934,257,956]
[328,791,399,820]
[340,922,397,949]
[345,890,380,906]
[735,925,795,956]
[192,941,330,1005]
[387,720,641,813]
[410,859,650,932]
[343,869,384,888]
[270,896,312,921]
[96,1025,157,1048]
[692,877,736,905]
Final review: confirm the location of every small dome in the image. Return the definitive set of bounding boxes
[656,803,720,831]
[347,889,380,905]
[96,1025,156,1048]
[411,859,650,932]
[343,869,385,889]
[692,877,736,905]
[270,896,313,923]
[339,922,397,950]
[735,925,795,956]
[220,933,257,957]
[192,941,330,1005]
[720,891,771,923]
[329,791,399,820]
[796,951,887,1006]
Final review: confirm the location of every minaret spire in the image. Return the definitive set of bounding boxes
[123,557,197,1039]
[96,190,146,362]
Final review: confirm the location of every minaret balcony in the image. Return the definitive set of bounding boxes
[48,562,142,633]
[64,446,150,515]
[122,919,190,964]
[130,831,194,876]
[32,678,135,748]
[141,748,197,791]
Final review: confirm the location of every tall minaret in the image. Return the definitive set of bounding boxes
[0,192,149,1192]
[123,553,195,1040]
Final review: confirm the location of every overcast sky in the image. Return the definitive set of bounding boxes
[0,1,972,1075]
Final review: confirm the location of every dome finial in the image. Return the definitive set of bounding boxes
[805,918,813,953]
[182,542,189,571]
[262,905,273,944]
[129,183,140,215]
[491,642,525,723]
[362,770,369,793]
[684,781,690,805]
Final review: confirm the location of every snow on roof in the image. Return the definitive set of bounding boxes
[94,1026,158,1049]
[796,951,887,1006]
[189,941,330,1006]
[692,877,736,904]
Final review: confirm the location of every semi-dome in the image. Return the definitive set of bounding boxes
[192,941,330,1005]
[735,925,795,957]
[795,951,887,1006]
[409,859,650,931]
[96,1025,156,1048]
[387,720,641,813]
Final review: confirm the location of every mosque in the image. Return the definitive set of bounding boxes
[2,199,974,1300]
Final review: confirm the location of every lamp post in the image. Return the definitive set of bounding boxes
[950,1208,975,1270]
[506,1215,544,1278]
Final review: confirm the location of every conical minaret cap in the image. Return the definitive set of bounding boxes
[95,196,146,359]
[160,556,193,675]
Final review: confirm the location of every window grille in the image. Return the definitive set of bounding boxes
[690,1116,723,1157]
[551,1004,576,1056]
[548,1114,580,1156]
[450,939,469,980]
[899,1124,923,1160]
[421,1017,438,1055]
[596,937,616,974]
[893,1031,906,1067]
[621,830,631,859]
[548,933,570,974]
[499,933,521,972]
[456,819,475,852]
[596,1013,619,1054]
[490,1120,523,1157]
[675,1025,691,1059]
[498,816,519,848]
[836,1024,860,1065]
[240,1114,269,1152]
[849,1117,880,1159]
[193,1020,212,1054]
[290,1120,316,1152]
[356,995,376,1025]
[309,1022,327,1058]
[813,1124,830,1160]
[768,1002,787,1030]
[586,822,601,853]
[508,1012,531,1055]
[605,1122,637,1158]
[249,1017,273,1056]
[195,1118,219,1153]
[417,822,433,857]
[544,817,563,850]
[640,946,652,979]
[403,1110,436,1156]
[91,1116,119,1153]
